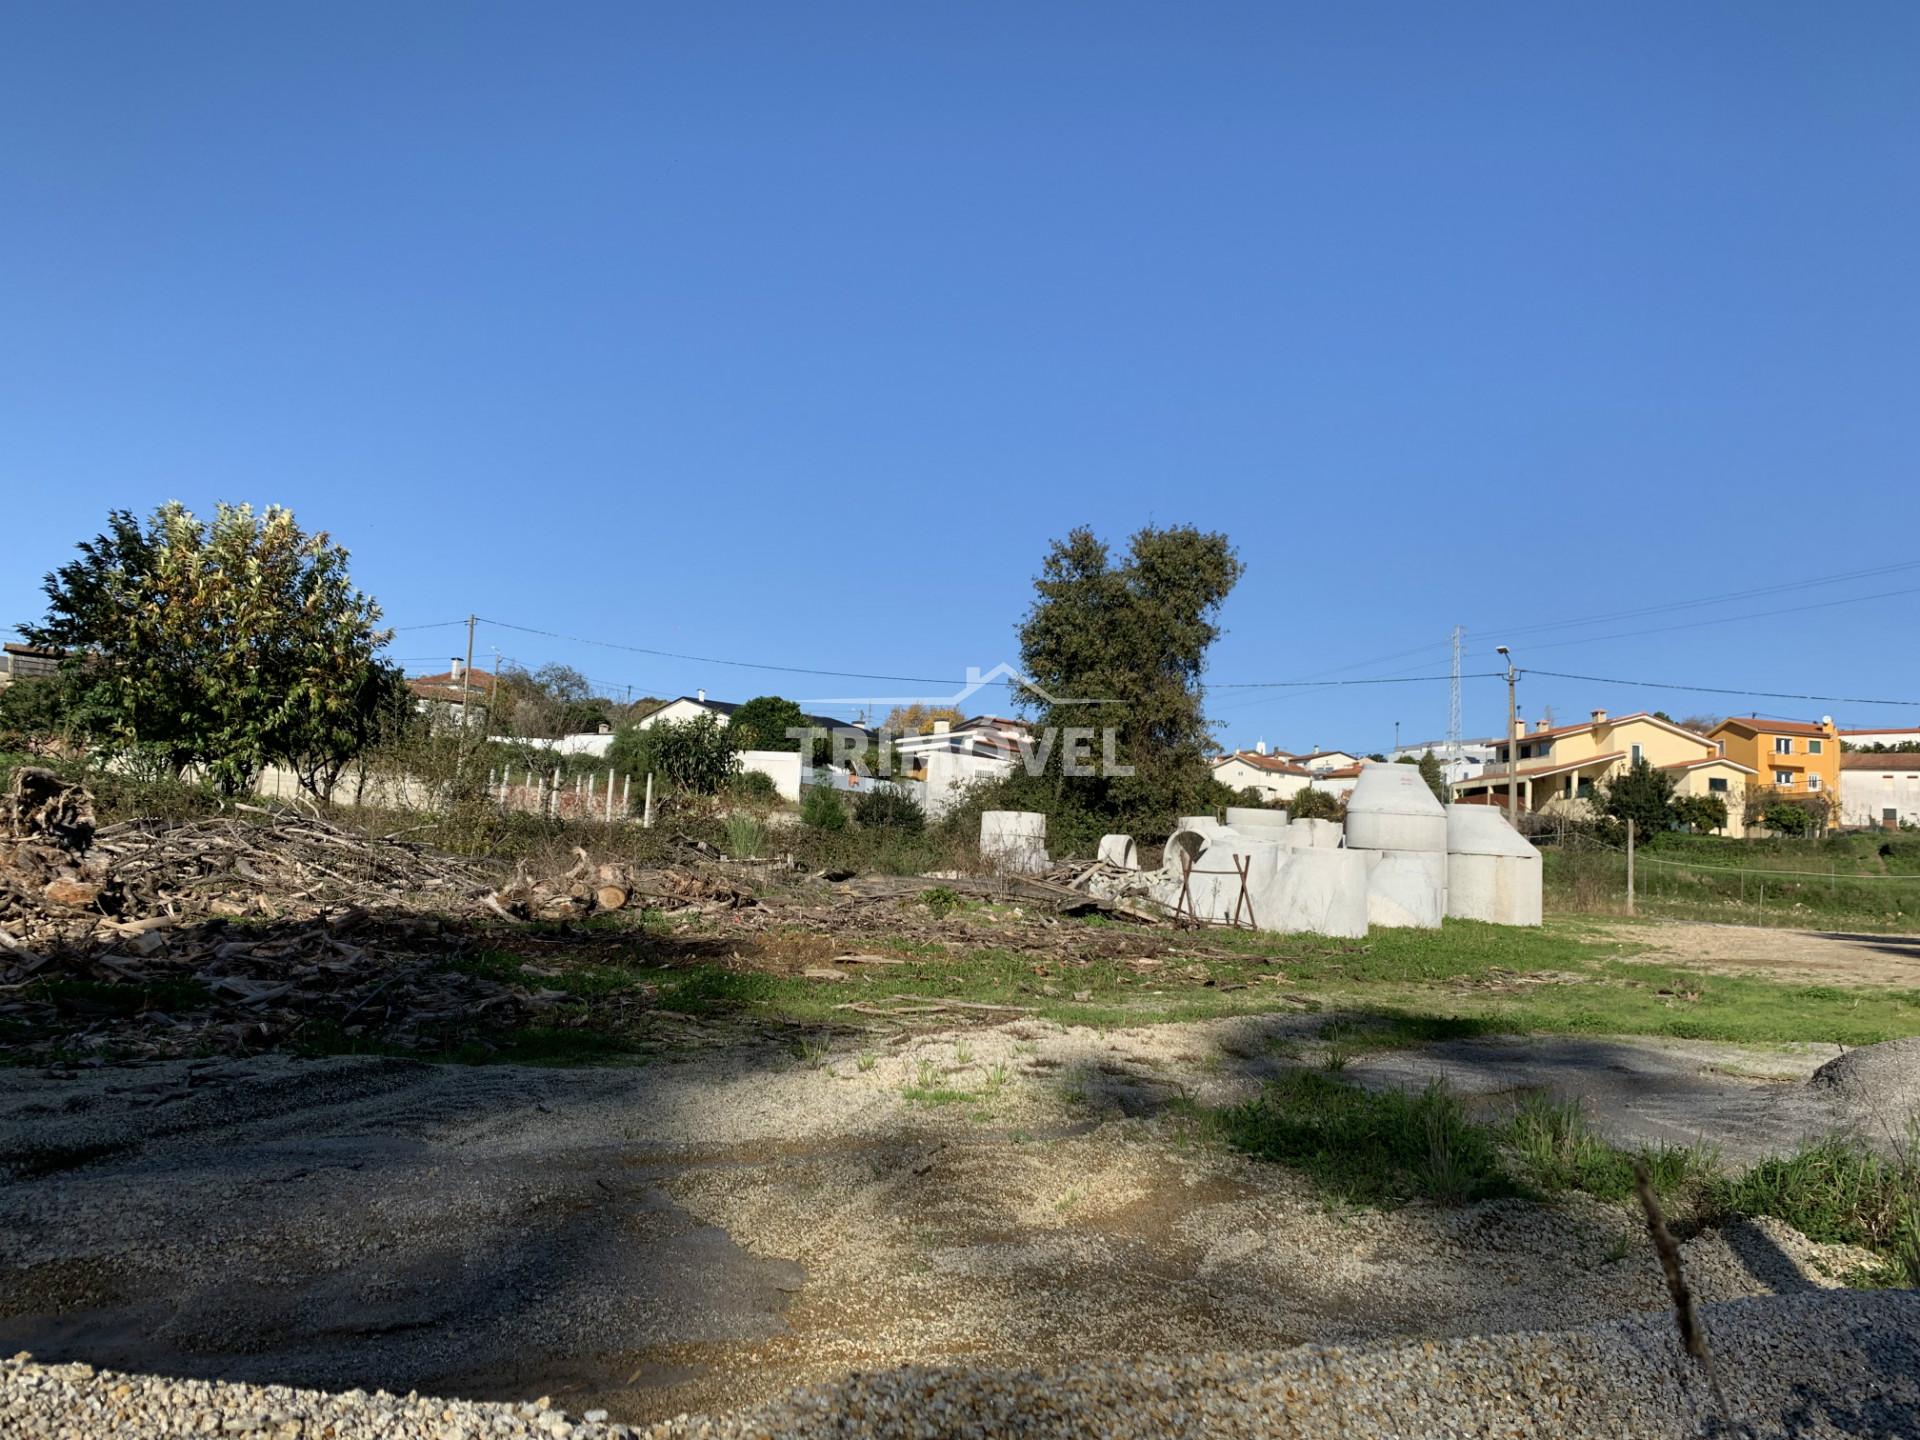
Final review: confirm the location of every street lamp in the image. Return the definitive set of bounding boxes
[1497,646,1518,822]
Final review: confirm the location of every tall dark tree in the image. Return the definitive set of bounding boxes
[1013,524,1243,833]
[1594,758,1677,842]
[728,695,809,752]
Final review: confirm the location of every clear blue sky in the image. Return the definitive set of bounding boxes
[4,3,1916,750]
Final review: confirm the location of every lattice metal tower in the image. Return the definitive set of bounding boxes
[1447,625,1463,760]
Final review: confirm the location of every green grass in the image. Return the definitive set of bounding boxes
[1216,1072,1515,1207]
[1210,1072,1920,1284]
[25,977,212,1014]
[1708,1137,1920,1286]
[1500,1096,1713,1203]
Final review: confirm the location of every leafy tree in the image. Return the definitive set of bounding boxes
[1009,524,1243,834]
[1593,758,1677,841]
[800,784,847,830]
[0,675,81,750]
[279,658,415,801]
[608,712,741,795]
[883,703,966,735]
[729,695,808,751]
[852,782,925,832]
[1672,793,1729,834]
[23,503,393,795]
[490,663,609,739]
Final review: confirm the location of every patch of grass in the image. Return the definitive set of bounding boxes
[793,1033,832,1069]
[724,813,765,860]
[1217,1072,1514,1208]
[918,886,962,919]
[1708,1137,1920,1286]
[856,1050,878,1072]
[655,969,781,1014]
[1500,1096,1713,1203]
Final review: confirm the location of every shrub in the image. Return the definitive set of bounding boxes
[800,785,847,831]
[1288,787,1343,823]
[724,813,765,859]
[727,769,780,806]
[853,783,925,832]
[608,712,740,796]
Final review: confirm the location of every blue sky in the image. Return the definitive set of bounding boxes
[4,3,1916,751]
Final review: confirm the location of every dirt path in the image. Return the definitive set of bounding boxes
[0,1016,1881,1427]
[1606,919,1920,987]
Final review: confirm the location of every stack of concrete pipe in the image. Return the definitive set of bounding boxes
[1444,804,1543,925]
[1149,811,1367,938]
[986,781,1540,934]
[979,811,1049,876]
[1344,763,1448,929]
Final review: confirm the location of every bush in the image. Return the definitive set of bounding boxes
[727,769,780,806]
[800,785,847,831]
[608,713,741,796]
[1288,787,1343,823]
[724,813,765,859]
[852,783,925,832]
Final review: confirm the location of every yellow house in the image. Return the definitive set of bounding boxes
[1707,716,1841,826]
[1452,709,1753,835]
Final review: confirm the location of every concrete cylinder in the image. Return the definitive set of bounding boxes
[1365,850,1448,929]
[1344,762,1447,854]
[1267,849,1370,938]
[981,811,1049,875]
[1445,805,1542,926]
[1225,806,1290,835]
[1097,834,1139,871]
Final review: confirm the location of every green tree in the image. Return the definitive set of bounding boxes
[1594,758,1677,842]
[1672,793,1729,834]
[1010,524,1243,835]
[0,675,81,750]
[729,695,809,751]
[23,503,394,795]
[608,711,741,795]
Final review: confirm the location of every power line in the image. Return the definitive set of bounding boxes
[1525,668,1920,709]
[1495,584,1920,656]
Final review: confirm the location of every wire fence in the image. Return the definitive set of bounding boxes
[1538,828,1920,932]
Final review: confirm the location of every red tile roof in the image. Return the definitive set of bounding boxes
[1841,753,1920,771]
[1661,757,1757,775]
[1710,717,1833,738]
[1215,751,1312,777]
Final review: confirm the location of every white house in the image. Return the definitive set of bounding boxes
[1841,725,1920,750]
[1293,747,1362,774]
[1388,738,1498,785]
[1212,750,1315,803]
[635,692,868,745]
[1841,753,1920,829]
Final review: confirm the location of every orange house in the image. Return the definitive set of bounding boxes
[1707,716,1841,825]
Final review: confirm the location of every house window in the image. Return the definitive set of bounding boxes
[1808,774,1822,792]
[1775,769,1794,787]
[1630,744,1643,765]
[1809,739,1824,755]
[1708,777,1728,793]
[1774,737,1793,754]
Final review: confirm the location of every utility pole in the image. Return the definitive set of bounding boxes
[1497,645,1518,823]
[460,614,477,730]
[1394,719,1401,756]
[1448,625,1463,762]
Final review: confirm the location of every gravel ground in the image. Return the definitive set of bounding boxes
[9,1288,1917,1438]
[1,1021,1897,1423]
